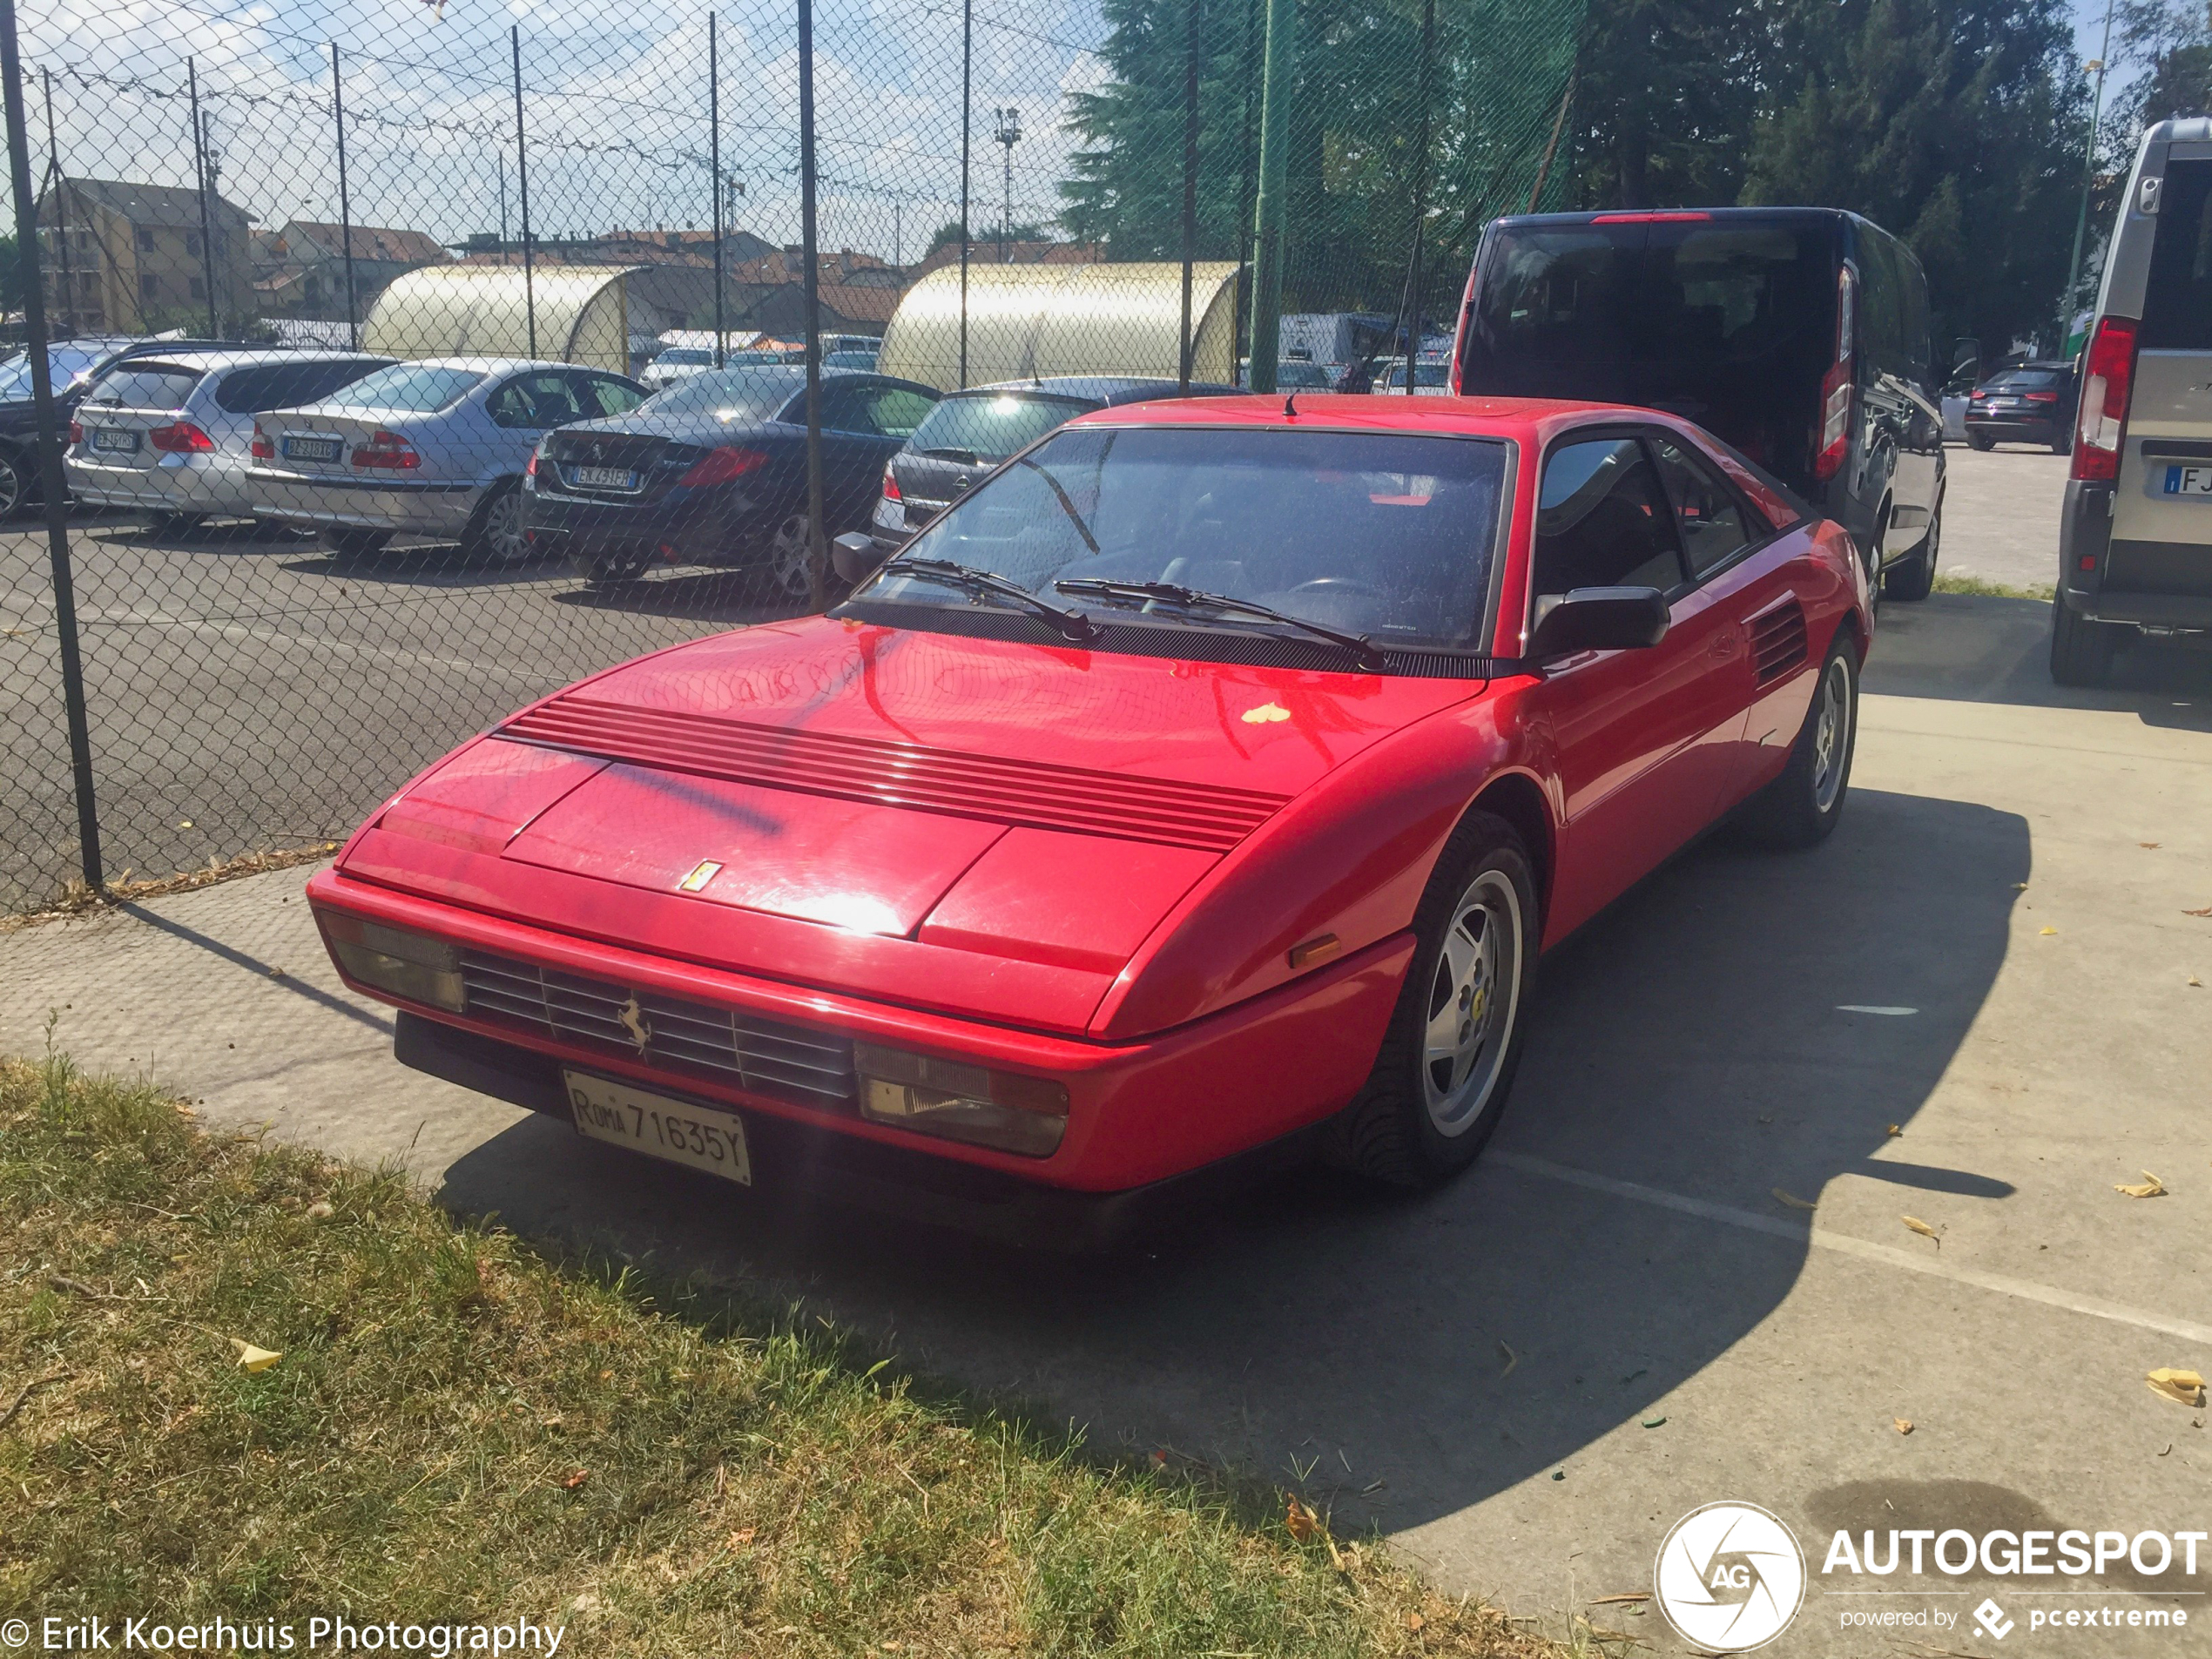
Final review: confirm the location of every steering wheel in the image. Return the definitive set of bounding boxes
[1287,577,1381,598]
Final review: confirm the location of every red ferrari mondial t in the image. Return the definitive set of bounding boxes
[308,395,1870,1242]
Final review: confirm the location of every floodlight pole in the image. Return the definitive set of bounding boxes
[2059,0,2115,355]
[512,25,536,357]
[332,45,359,349]
[187,58,218,338]
[1246,0,1293,393]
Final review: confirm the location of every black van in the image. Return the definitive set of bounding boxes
[1451,207,1946,598]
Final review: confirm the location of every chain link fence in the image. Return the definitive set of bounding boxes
[0,0,1579,915]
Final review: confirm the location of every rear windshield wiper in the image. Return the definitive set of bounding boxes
[880,556,1096,643]
[1053,577,1385,671]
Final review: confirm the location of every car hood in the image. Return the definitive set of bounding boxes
[347,613,1485,1021]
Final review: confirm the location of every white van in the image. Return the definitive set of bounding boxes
[2054,117,2212,684]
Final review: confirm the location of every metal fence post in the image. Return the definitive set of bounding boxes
[1403,0,1433,395]
[2,0,103,894]
[39,69,71,334]
[959,0,971,390]
[187,57,218,338]
[1246,0,1293,394]
[332,44,359,349]
[710,11,727,368]
[512,26,536,358]
[799,0,826,605]
[1179,0,1198,393]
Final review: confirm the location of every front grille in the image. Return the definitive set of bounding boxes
[457,949,856,1108]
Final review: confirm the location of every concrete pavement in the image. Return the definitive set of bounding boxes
[1935,443,2070,592]
[4,596,2210,1656]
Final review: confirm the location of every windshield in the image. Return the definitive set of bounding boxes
[0,343,110,401]
[1984,368,2062,390]
[1386,362,1452,388]
[868,426,1507,653]
[319,363,485,413]
[639,365,805,420]
[907,392,1095,463]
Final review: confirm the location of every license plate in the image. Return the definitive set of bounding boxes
[571,466,637,489]
[91,427,138,454]
[2161,464,2212,498]
[283,435,342,462]
[564,1070,751,1184]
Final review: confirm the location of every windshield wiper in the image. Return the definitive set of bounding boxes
[880,556,1096,643]
[1053,578,1386,671]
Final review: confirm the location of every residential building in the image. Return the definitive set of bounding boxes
[36,176,253,335]
[252,220,450,322]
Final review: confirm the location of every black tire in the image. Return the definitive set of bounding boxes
[2049,597,2119,686]
[461,480,529,564]
[1326,811,1539,1189]
[1882,499,1939,602]
[2051,431,2074,455]
[1735,631,1858,849]
[323,528,390,561]
[581,552,651,586]
[0,448,24,518]
[1966,431,1995,452]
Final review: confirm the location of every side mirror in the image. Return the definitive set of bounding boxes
[832,530,891,585]
[1527,586,1670,658]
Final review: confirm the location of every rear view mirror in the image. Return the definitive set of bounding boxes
[1528,586,1670,658]
[832,530,891,584]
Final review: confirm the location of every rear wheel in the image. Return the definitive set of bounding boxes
[2049,597,2120,686]
[462,480,529,564]
[1966,431,1994,452]
[1735,631,1858,849]
[760,511,818,602]
[1881,499,1939,602]
[323,528,390,561]
[0,449,25,518]
[1327,812,1538,1189]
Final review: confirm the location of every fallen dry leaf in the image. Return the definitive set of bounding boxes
[2141,842,2161,849]
[1772,1188,1817,1211]
[1406,1612,1426,1631]
[2040,926,2059,935]
[2186,907,2212,918]
[2148,1369,2208,1408]
[1285,1494,1318,1542]
[2190,977,2203,988]
[1588,1593,1651,1607]
[2115,1171,2167,1198]
[1902,1216,1941,1248]
[228,1339,281,1373]
[1886,1123,1904,1136]
[1894,1417,1915,1435]
[562,1469,590,1489]
[730,1527,756,1547]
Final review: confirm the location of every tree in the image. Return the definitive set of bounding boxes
[2111,0,2212,134]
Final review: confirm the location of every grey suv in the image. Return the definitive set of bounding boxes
[2054,117,2212,684]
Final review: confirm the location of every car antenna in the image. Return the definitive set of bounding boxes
[1284,393,1298,418]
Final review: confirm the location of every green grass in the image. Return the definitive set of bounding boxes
[1932,571,2055,601]
[0,1053,1586,1657]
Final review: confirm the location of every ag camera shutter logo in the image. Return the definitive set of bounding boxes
[1655,1501,1808,1652]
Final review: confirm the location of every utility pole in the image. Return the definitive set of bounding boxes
[187,58,218,338]
[512,24,536,357]
[2059,0,2116,357]
[994,105,1022,262]
[1246,0,1293,393]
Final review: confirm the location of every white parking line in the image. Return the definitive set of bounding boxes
[1492,1151,2212,1349]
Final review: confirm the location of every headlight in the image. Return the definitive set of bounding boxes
[315,908,465,1012]
[854,1043,1068,1157]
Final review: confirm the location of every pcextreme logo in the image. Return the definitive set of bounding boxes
[1654,1501,1809,1653]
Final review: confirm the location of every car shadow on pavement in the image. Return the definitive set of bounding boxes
[1871,593,2212,731]
[552,570,817,624]
[435,782,2027,1541]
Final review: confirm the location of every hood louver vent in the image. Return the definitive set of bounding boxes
[1749,599,1809,686]
[500,697,1289,853]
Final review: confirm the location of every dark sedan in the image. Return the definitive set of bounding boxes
[867,376,1237,547]
[1965,362,2078,453]
[523,366,938,594]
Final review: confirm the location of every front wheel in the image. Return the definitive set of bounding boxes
[2049,597,2119,686]
[1326,812,1539,1188]
[1734,631,1858,849]
[0,449,25,518]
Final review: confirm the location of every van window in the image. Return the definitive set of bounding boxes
[2141,158,2212,352]
[1462,217,1837,485]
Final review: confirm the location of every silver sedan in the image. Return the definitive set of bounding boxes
[247,358,648,561]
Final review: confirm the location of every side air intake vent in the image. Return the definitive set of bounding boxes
[1750,600,1809,686]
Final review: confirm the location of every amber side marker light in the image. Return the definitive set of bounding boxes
[1288,933,1342,970]
[853,1043,1069,1157]
[315,907,465,1012]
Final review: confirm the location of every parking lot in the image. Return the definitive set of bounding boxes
[3,449,2209,1651]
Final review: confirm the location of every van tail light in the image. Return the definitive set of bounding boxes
[677,445,768,487]
[352,429,421,471]
[2073,316,2137,482]
[250,422,273,460]
[880,462,901,502]
[147,421,215,454]
[1813,264,1857,482]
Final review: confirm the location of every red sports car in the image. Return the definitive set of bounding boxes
[308,395,1870,1243]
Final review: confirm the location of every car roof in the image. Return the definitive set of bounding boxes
[389,356,601,375]
[1066,391,1654,440]
[956,375,1239,405]
[109,347,393,374]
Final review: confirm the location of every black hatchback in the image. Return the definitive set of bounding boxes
[523,366,937,595]
[1965,362,2078,453]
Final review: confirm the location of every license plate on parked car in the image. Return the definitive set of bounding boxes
[90,427,138,454]
[571,465,638,489]
[283,435,343,462]
[2161,464,2212,498]
[564,1070,751,1184]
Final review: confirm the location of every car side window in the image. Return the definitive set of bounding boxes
[1532,437,1686,598]
[867,385,936,439]
[1648,436,1754,577]
[814,381,882,434]
[575,374,645,418]
[488,373,584,429]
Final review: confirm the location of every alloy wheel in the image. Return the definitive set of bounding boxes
[1421,870,1524,1136]
[765,513,815,599]
[1811,656,1852,812]
[482,489,527,563]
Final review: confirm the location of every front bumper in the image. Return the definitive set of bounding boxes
[250,467,482,536]
[307,866,1411,1204]
[1965,415,2063,445]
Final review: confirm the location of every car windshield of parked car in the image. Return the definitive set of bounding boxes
[872,426,1507,652]
[317,364,486,414]
[0,343,106,401]
[638,365,806,420]
[1386,362,1452,388]
[906,392,1095,464]
[655,349,714,367]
